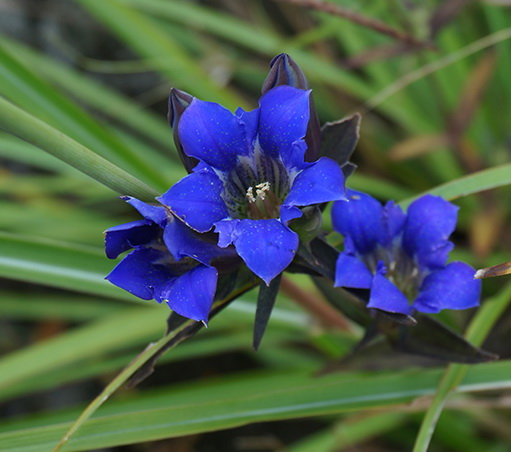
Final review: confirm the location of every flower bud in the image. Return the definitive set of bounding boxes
[261,53,309,92]
[262,54,320,162]
[168,88,198,173]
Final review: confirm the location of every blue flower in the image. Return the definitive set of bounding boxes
[332,190,481,315]
[105,196,231,323]
[158,83,347,285]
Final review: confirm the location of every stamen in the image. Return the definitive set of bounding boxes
[255,182,270,200]
[245,186,256,203]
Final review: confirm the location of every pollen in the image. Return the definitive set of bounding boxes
[246,182,271,203]
[255,182,270,200]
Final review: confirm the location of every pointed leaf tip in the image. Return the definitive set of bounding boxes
[253,274,282,350]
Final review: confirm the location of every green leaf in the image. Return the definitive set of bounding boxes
[0,97,159,201]
[0,231,127,299]
[76,0,245,109]
[319,114,361,166]
[0,43,168,188]
[253,274,282,350]
[2,360,511,451]
[400,163,511,207]
[1,37,175,154]
[386,315,497,364]
[0,306,164,395]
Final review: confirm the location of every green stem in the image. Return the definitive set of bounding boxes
[365,27,511,112]
[52,281,256,451]
[51,318,195,452]
[0,96,159,202]
[412,282,511,452]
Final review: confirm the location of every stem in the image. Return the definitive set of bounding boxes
[365,28,511,113]
[52,281,256,451]
[52,318,195,451]
[412,281,511,452]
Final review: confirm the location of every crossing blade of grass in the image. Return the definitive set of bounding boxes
[0,360,511,452]
[0,292,123,322]
[364,27,511,114]
[399,162,511,207]
[0,44,168,188]
[76,0,245,110]
[117,0,372,97]
[0,306,165,396]
[1,37,176,154]
[412,282,511,452]
[0,231,129,299]
[286,412,408,452]
[0,321,300,404]
[0,97,158,201]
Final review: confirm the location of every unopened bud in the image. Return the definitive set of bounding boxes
[262,53,309,93]
[168,88,198,173]
[262,54,320,162]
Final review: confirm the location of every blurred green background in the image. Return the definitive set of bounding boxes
[1,0,511,451]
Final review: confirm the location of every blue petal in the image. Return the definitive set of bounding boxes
[121,196,168,227]
[284,157,347,207]
[158,166,228,232]
[105,248,174,300]
[418,241,455,271]
[214,219,241,247]
[163,217,228,265]
[258,86,311,161]
[403,195,458,265]
[367,271,412,314]
[331,190,385,254]
[413,262,481,313]
[381,201,406,246]
[161,264,218,323]
[222,219,299,285]
[334,253,373,289]
[280,205,302,224]
[236,107,260,148]
[104,220,158,259]
[178,98,250,172]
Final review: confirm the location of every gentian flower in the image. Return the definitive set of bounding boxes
[105,196,234,323]
[158,56,347,285]
[332,190,481,315]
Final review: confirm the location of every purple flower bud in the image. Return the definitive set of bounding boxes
[262,54,320,162]
[262,53,309,92]
[168,88,198,173]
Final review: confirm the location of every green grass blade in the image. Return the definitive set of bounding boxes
[1,360,511,451]
[0,306,164,394]
[1,37,176,155]
[0,42,168,187]
[399,163,511,207]
[0,97,158,201]
[412,282,511,452]
[0,231,127,299]
[76,0,245,109]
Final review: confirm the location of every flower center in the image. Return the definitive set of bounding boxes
[221,144,292,220]
[245,182,281,219]
[364,243,422,302]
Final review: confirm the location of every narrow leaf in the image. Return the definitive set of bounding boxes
[386,315,497,363]
[400,163,511,208]
[253,274,282,350]
[2,361,511,451]
[0,97,159,202]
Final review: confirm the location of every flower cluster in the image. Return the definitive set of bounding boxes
[159,84,346,285]
[104,54,481,331]
[332,190,481,315]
